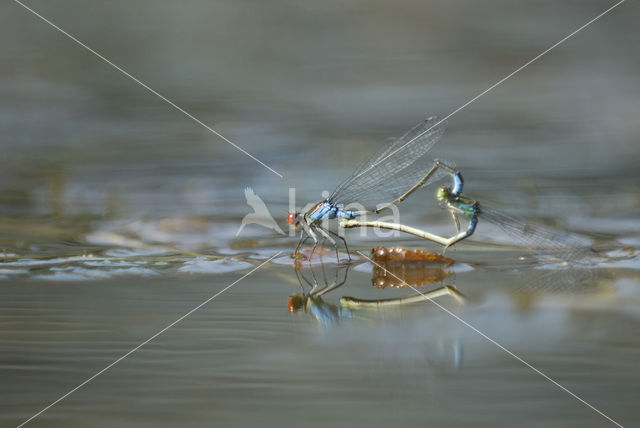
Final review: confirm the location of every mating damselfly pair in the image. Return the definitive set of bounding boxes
[288,116,590,262]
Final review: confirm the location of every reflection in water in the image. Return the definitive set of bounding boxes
[288,242,619,319]
[518,263,597,294]
[370,246,455,289]
[288,253,466,370]
[340,286,464,309]
[288,262,352,325]
[499,241,620,304]
[288,248,465,323]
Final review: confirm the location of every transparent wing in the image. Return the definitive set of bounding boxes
[478,205,596,293]
[330,116,448,211]
[479,205,593,261]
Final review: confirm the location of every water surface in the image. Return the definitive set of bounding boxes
[2,1,639,427]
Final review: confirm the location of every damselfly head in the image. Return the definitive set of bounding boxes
[287,293,305,312]
[287,212,300,227]
[436,186,451,201]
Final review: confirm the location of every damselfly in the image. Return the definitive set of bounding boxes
[288,116,462,261]
[343,159,592,260]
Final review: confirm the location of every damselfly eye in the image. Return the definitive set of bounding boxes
[287,212,297,224]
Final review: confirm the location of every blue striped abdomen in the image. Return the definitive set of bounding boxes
[307,200,360,222]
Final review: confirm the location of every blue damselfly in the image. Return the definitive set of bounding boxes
[288,116,461,260]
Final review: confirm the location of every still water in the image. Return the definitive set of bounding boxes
[2,0,639,427]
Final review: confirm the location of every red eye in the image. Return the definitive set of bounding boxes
[287,213,296,224]
[288,294,304,312]
[287,296,297,312]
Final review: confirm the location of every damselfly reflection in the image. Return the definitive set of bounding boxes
[288,247,465,325]
[370,246,455,289]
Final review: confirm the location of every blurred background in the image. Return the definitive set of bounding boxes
[1,1,639,427]
[1,0,638,228]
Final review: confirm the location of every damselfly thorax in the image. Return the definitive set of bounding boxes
[289,116,463,261]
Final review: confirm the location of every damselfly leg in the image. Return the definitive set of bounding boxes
[329,230,351,261]
[294,224,351,263]
[294,231,311,259]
